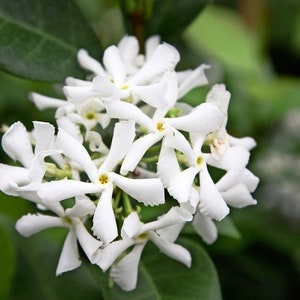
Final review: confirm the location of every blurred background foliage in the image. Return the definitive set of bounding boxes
[0,0,300,299]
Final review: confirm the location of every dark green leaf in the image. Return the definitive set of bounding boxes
[0,0,102,82]
[0,220,15,300]
[145,0,212,41]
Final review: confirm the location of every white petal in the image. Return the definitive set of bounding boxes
[63,85,95,102]
[163,129,195,165]
[228,135,257,151]
[32,121,55,153]
[121,212,140,239]
[141,206,192,233]
[92,187,118,244]
[66,195,96,217]
[193,211,217,244]
[2,122,34,168]
[150,232,191,267]
[85,131,109,154]
[100,120,135,172]
[0,164,29,195]
[92,75,119,98]
[74,220,102,261]
[145,35,160,59]
[103,45,127,85]
[178,64,210,98]
[157,145,180,187]
[113,174,165,206]
[77,49,106,76]
[110,243,146,291]
[156,222,186,243]
[38,180,101,202]
[16,214,64,237]
[56,229,81,276]
[105,101,154,131]
[118,35,139,74]
[222,184,257,208]
[57,117,83,143]
[92,239,135,270]
[168,167,198,203]
[199,167,229,220]
[121,133,161,174]
[132,81,169,109]
[207,146,250,171]
[129,43,180,85]
[216,169,259,193]
[205,84,231,114]
[29,149,61,183]
[166,102,225,133]
[56,128,98,181]
[29,92,66,110]
[65,76,91,86]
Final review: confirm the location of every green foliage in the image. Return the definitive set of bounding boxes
[0,0,102,82]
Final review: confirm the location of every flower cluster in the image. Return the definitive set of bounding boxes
[0,35,259,291]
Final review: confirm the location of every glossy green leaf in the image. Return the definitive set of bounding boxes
[145,0,212,41]
[0,0,102,82]
[0,220,15,300]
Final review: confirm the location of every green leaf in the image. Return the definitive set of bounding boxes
[105,237,221,300]
[0,0,102,82]
[0,220,15,300]
[216,217,241,239]
[146,0,212,41]
[184,5,262,74]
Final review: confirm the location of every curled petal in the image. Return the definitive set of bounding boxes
[105,101,154,131]
[121,212,140,239]
[145,35,160,59]
[77,49,106,76]
[228,135,257,151]
[63,85,94,102]
[222,184,257,208]
[66,195,96,217]
[166,102,225,134]
[178,64,210,98]
[56,129,98,181]
[118,35,139,74]
[92,75,120,99]
[57,117,83,143]
[207,146,250,171]
[205,84,231,114]
[168,167,198,203]
[92,187,118,244]
[121,133,161,175]
[157,145,180,188]
[113,174,165,206]
[131,80,169,109]
[193,211,217,244]
[103,45,127,85]
[0,164,29,195]
[92,239,135,270]
[29,92,66,110]
[100,120,135,173]
[16,214,64,237]
[32,121,55,153]
[199,167,229,221]
[141,206,192,233]
[129,43,180,85]
[56,228,81,276]
[150,232,191,267]
[156,222,186,243]
[38,180,101,202]
[2,122,34,168]
[110,243,146,291]
[74,220,102,261]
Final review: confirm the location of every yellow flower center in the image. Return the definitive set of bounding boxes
[156,122,165,132]
[85,111,96,120]
[98,174,109,185]
[197,156,204,166]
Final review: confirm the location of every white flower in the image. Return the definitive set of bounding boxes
[92,207,192,291]
[37,121,165,244]
[15,196,102,275]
